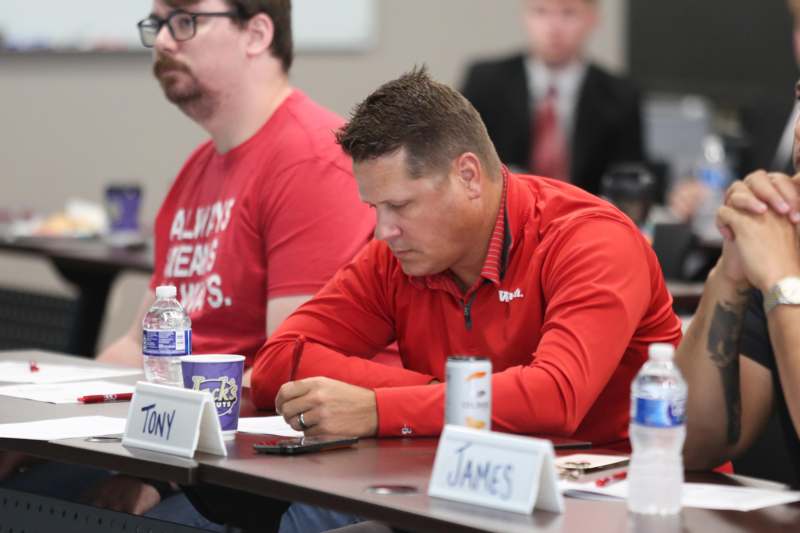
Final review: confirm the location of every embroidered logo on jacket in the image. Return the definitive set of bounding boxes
[498,288,525,303]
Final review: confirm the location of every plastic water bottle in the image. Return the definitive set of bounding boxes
[627,343,687,515]
[142,285,191,386]
[691,135,732,242]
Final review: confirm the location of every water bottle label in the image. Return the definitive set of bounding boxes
[633,397,685,428]
[698,166,729,189]
[142,329,192,356]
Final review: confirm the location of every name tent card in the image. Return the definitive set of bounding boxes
[122,381,226,458]
[428,425,564,514]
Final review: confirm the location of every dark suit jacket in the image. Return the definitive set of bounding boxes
[741,99,796,174]
[461,53,644,195]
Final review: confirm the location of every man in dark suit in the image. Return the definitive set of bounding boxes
[461,0,643,195]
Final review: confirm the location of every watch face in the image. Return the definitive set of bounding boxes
[779,278,800,303]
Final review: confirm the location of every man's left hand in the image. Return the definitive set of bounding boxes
[276,377,378,437]
[724,170,800,223]
[717,204,800,291]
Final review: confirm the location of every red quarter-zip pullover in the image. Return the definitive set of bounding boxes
[251,171,682,449]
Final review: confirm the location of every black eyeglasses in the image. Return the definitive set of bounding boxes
[137,10,240,48]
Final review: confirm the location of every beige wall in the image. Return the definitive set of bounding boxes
[0,0,626,350]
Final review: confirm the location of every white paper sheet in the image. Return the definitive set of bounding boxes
[0,380,135,404]
[0,361,141,384]
[555,453,629,471]
[0,416,126,440]
[560,479,800,511]
[236,416,304,437]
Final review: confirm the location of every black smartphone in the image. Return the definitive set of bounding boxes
[252,435,359,455]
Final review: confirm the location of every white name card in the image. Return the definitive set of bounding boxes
[428,425,564,514]
[122,381,226,458]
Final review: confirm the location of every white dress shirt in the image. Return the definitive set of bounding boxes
[525,58,588,149]
[773,101,799,171]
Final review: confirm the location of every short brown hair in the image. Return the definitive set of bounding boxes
[170,0,292,71]
[227,0,293,72]
[336,67,501,178]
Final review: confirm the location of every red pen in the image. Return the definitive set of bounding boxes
[595,471,627,487]
[29,360,39,372]
[289,335,306,381]
[77,393,133,404]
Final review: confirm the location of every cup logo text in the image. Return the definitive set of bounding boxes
[191,375,239,416]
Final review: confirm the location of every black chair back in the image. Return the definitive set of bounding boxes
[652,223,695,280]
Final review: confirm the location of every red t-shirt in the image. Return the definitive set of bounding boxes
[251,171,682,448]
[150,90,374,367]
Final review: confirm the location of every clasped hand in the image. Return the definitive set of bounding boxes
[716,170,800,291]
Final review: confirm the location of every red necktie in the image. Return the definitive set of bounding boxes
[530,86,570,181]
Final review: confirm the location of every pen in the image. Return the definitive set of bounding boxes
[595,470,627,487]
[77,393,133,404]
[289,335,306,381]
[29,360,39,372]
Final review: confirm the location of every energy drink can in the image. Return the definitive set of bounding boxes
[445,356,492,430]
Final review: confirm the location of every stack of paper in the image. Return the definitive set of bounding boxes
[0,361,140,384]
[236,416,304,437]
[560,479,800,511]
[0,380,135,404]
[0,416,126,440]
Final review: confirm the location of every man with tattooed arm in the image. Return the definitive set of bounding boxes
[676,82,800,485]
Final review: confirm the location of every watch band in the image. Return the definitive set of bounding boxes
[763,277,800,314]
[764,288,780,315]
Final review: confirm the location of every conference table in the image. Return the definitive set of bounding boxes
[1,350,799,533]
[0,235,152,356]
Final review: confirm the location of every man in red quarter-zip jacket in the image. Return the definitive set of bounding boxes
[251,67,682,451]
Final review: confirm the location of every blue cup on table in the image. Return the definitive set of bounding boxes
[105,184,142,246]
[180,354,245,437]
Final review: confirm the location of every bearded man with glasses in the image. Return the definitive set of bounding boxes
[105,0,373,445]
[1,0,374,530]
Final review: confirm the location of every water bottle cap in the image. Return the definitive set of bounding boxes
[703,135,724,161]
[155,285,177,299]
[649,342,675,361]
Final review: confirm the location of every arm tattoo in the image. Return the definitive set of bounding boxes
[706,292,749,445]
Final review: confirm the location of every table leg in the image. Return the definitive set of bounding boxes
[52,259,116,357]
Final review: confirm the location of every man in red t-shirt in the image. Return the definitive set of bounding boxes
[252,67,682,449]
[91,0,373,520]
[98,0,373,377]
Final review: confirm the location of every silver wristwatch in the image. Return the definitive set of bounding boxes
[763,277,800,314]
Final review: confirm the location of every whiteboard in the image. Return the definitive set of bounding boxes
[0,0,376,52]
[295,0,376,51]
